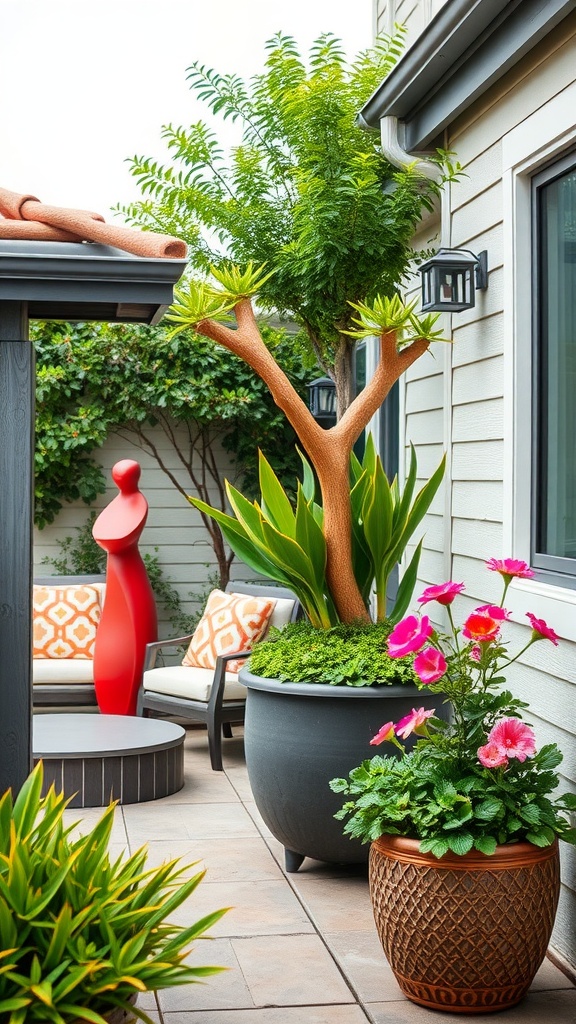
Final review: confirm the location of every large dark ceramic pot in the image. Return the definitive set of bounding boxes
[238,668,448,871]
[369,835,560,1014]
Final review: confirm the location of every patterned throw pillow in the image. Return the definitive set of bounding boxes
[33,585,102,659]
[182,590,276,674]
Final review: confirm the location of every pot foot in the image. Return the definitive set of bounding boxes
[284,848,305,872]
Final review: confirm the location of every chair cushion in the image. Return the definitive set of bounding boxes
[182,589,276,673]
[33,659,95,684]
[33,585,102,659]
[143,665,246,702]
[267,596,296,630]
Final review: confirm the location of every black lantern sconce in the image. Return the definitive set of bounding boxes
[418,248,488,312]
[307,376,337,427]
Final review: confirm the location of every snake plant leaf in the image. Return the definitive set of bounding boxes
[298,447,317,504]
[388,540,423,624]
[295,485,327,587]
[382,453,445,581]
[258,452,296,538]
[12,764,44,840]
[393,443,418,532]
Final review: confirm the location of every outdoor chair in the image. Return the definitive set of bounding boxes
[137,582,301,770]
[32,575,106,708]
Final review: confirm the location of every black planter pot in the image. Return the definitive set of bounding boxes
[239,668,448,871]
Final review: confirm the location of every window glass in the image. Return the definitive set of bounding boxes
[533,157,576,574]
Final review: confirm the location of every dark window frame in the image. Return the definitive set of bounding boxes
[531,149,576,585]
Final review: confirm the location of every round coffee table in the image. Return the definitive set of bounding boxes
[33,714,185,806]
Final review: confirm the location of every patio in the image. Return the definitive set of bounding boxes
[63,725,576,1024]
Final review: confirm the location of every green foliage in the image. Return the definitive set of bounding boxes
[32,319,311,585]
[331,563,576,854]
[189,439,444,629]
[331,744,576,855]
[248,620,417,687]
[117,29,461,394]
[0,763,227,1023]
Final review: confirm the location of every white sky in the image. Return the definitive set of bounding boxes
[1,0,373,222]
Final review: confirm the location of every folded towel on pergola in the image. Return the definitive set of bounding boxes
[0,187,187,259]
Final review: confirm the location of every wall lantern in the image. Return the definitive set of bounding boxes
[418,248,488,312]
[307,376,337,427]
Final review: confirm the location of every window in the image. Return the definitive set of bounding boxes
[532,153,576,581]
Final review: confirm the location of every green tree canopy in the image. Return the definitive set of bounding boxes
[117,29,459,412]
[33,320,311,587]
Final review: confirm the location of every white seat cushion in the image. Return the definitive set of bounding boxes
[33,659,95,684]
[143,665,246,702]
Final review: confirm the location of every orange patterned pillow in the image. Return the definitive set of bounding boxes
[33,585,102,659]
[183,590,276,674]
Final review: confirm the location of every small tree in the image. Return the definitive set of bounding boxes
[166,266,447,623]
[32,320,311,588]
[118,30,459,413]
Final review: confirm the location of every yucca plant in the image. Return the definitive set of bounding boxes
[0,763,227,1024]
[190,434,444,629]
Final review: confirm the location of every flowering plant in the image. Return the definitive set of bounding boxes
[331,559,576,857]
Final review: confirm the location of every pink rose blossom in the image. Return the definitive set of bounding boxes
[395,707,435,740]
[475,604,511,620]
[462,610,501,643]
[370,722,395,746]
[387,615,433,658]
[487,717,537,762]
[418,581,465,606]
[526,612,560,646]
[486,558,534,580]
[478,742,509,769]
[413,647,447,685]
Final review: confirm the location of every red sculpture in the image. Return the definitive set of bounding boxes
[92,460,158,715]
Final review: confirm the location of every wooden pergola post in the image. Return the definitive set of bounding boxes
[0,301,34,794]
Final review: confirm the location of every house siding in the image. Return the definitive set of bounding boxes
[375,0,576,969]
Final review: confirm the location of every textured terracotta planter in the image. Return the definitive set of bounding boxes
[369,835,560,1014]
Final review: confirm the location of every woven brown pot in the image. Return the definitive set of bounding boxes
[369,835,560,1014]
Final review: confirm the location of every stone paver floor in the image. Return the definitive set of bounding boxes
[64,725,576,1024]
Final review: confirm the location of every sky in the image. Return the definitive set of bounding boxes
[1,0,373,222]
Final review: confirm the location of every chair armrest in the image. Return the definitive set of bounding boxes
[208,650,252,712]
[144,634,194,671]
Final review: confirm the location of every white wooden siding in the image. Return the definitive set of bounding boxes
[375,0,576,967]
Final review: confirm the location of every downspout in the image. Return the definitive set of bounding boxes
[377,115,443,181]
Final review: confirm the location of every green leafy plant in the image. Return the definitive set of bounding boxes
[0,763,227,1023]
[249,620,417,687]
[189,435,444,629]
[118,29,462,412]
[32,319,311,588]
[331,559,576,856]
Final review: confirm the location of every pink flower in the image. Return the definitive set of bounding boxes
[486,558,534,580]
[478,742,509,769]
[470,645,482,662]
[475,604,511,620]
[418,581,465,606]
[387,615,433,658]
[370,722,395,746]
[413,647,447,685]
[462,610,501,643]
[395,707,435,740]
[487,717,537,762]
[526,612,560,646]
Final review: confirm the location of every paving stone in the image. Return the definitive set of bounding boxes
[166,878,315,936]
[231,933,355,1006]
[368,988,576,1023]
[324,930,402,1003]
[121,800,259,842]
[289,874,375,933]
[142,836,284,882]
[157,937,253,1013]
[162,1006,370,1023]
